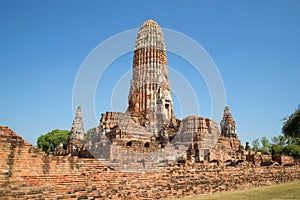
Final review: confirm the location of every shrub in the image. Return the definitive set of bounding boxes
[271,144,284,156]
[283,144,300,158]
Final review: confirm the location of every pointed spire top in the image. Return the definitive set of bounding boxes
[75,106,82,120]
[141,19,160,28]
[224,106,231,115]
[135,19,165,51]
[70,106,85,140]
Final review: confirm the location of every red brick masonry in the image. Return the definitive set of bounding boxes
[0,126,299,199]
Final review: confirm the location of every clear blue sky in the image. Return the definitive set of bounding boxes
[0,0,299,145]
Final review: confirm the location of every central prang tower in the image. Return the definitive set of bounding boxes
[94,20,243,167]
[127,20,175,129]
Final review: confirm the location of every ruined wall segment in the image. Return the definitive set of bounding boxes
[0,126,49,188]
[178,116,219,162]
[0,127,300,199]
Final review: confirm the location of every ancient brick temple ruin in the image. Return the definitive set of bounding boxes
[84,20,246,172]
[0,20,299,199]
[54,106,92,157]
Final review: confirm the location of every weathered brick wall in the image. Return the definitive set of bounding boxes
[1,126,300,200]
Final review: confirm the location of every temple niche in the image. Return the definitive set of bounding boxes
[84,20,245,171]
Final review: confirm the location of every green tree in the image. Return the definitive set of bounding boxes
[37,129,70,153]
[286,136,300,146]
[282,105,300,139]
[271,135,287,146]
[270,144,284,156]
[251,137,271,153]
[251,138,260,152]
[283,144,300,158]
[260,136,271,154]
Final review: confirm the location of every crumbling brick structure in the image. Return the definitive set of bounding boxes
[1,20,298,199]
[83,20,246,171]
[0,126,300,199]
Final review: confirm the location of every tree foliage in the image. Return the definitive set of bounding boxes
[271,134,300,146]
[260,136,271,154]
[251,139,261,152]
[37,129,70,153]
[250,105,300,158]
[270,144,284,156]
[282,106,300,138]
[271,135,287,146]
[251,137,271,154]
[252,134,300,158]
[283,144,300,158]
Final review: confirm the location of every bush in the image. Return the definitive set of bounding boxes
[283,144,300,158]
[271,144,284,156]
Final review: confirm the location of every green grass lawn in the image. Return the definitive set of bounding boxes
[182,181,300,200]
